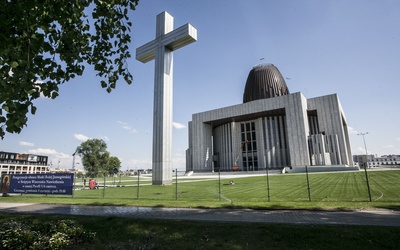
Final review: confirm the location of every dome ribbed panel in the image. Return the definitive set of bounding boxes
[243,64,289,103]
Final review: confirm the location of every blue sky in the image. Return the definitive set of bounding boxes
[2,0,400,171]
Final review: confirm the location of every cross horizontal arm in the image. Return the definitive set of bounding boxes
[136,23,197,63]
[136,40,158,63]
[163,23,197,52]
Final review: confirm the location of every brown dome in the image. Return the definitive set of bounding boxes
[243,64,289,103]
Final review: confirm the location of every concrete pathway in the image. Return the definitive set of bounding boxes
[1,202,399,227]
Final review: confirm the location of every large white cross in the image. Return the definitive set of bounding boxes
[136,11,197,185]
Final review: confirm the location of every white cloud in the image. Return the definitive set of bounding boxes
[101,136,110,141]
[49,152,79,169]
[23,148,78,169]
[353,146,372,155]
[35,80,46,99]
[19,141,34,147]
[117,121,137,133]
[347,126,358,135]
[34,80,57,99]
[128,159,152,170]
[28,148,58,155]
[383,144,394,149]
[173,154,186,171]
[74,133,90,141]
[126,155,186,172]
[173,122,186,129]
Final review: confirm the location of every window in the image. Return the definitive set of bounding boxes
[240,121,258,171]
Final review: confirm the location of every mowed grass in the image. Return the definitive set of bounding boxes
[2,170,399,210]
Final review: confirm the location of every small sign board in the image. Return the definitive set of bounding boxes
[113,168,118,174]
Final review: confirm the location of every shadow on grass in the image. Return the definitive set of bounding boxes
[375,205,400,211]
[71,200,169,208]
[217,203,356,211]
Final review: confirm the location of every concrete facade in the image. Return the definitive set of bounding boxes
[136,12,197,185]
[187,92,353,172]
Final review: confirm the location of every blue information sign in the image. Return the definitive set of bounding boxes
[1,173,74,195]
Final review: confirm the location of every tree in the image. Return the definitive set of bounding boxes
[76,138,110,178]
[106,156,121,176]
[0,0,140,139]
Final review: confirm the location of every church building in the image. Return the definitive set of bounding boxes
[186,64,354,172]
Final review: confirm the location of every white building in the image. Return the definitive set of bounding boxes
[354,154,400,168]
[186,64,356,173]
[0,151,49,174]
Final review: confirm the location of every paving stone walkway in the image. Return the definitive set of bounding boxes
[1,202,399,227]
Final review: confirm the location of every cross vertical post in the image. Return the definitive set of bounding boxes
[136,11,197,185]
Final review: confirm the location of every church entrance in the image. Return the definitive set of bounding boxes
[241,122,258,171]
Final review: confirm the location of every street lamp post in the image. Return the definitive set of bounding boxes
[358,132,372,202]
[72,149,79,171]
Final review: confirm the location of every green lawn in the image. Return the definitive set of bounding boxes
[2,170,399,210]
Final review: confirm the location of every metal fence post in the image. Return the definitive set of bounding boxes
[72,172,76,198]
[266,166,270,202]
[218,169,221,201]
[103,173,106,198]
[137,171,140,199]
[175,168,178,201]
[305,165,311,202]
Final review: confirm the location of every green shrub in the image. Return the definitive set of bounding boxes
[0,219,95,249]
[48,232,70,250]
